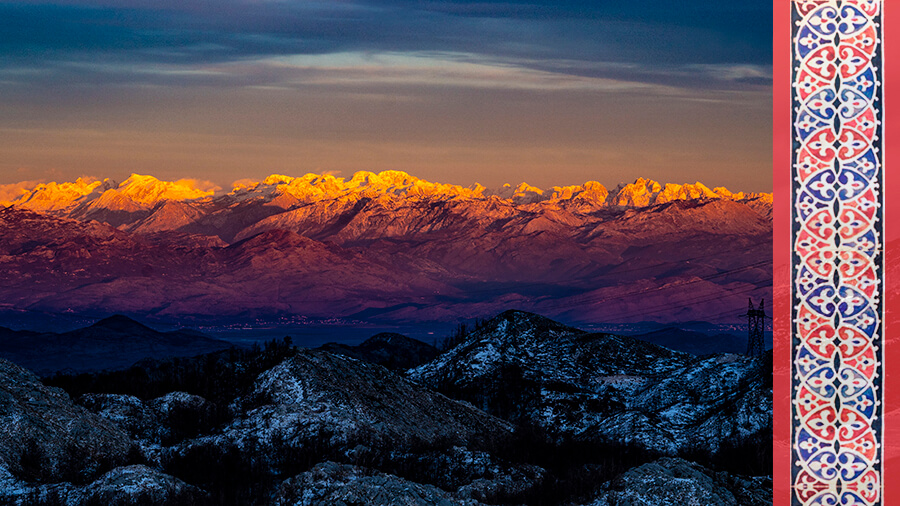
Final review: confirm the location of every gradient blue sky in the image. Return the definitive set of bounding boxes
[0,1,772,191]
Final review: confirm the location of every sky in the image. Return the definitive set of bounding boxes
[0,1,772,192]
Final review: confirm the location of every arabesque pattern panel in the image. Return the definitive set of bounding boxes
[791,1,883,505]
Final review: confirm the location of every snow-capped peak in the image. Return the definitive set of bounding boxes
[607,178,726,207]
[115,174,215,207]
[8,177,114,212]
[232,170,486,203]
[4,174,215,214]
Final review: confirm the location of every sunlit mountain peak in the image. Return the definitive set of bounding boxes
[12,177,114,212]
[263,174,296,186]
[116,174,216,207]
[609,178,724,207]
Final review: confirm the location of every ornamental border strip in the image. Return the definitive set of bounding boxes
[791,1,883,505]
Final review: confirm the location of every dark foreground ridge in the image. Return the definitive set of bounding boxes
[2,311,772,505]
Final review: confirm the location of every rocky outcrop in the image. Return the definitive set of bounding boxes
[79,393,167,444]
[74,465,204,505]
[79,391,218,448]
[409,311,771,455]
[581,457,771,506]
[2,465,203,506]
[0,359,208,504]
[0,359,136,484]
[385,445,546,503]
[149,391,216,429]
[212,350,512,452]
[273,462,484,506]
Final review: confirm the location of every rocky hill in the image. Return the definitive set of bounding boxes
[409,311,771,455]
[0,171,771,327]
[318,332,438,370]
[0,358,205,504]
[206,349,513,452]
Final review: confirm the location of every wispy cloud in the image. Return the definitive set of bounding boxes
[0,1,771,92]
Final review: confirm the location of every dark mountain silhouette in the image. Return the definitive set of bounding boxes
[318,332,438,370]
[0,315,231,375]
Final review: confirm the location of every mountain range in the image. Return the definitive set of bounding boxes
[0,171,772,327]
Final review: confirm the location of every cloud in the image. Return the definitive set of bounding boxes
[0,1,771,92]
[173,178,222,194]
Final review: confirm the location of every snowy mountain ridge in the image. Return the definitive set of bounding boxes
[3,171,770,217]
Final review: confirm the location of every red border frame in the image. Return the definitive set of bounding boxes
[882,1,897,504]
[773,1,790,503]
[775,2,894,504]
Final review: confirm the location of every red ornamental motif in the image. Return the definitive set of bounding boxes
[852,470,881,503]
[796,305,832,336]
[843,349,878,381]
[838,208,873,240]
[803,129,838,162]
[803,324,837,355]
[843,271,879,301]
[793,1,882,505]
[843,188,879,220]
[797,385,832,416]
[794,68,833,102]
[803,250,837,278]
[794,149,834,182]
[838,129,873,160]
[803,208,838,242]
[805,46,839,82]
[794,470,830,503]
[838,327,875,357]
[842,24,878,57]
[844,109,878,141]
[837,250,874,278]
[844,0,880,17]
[797,0,834,17]
[843,431,879,462]
[839,44,873,79]
[795,228,834,257]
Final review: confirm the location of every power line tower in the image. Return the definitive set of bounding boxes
[742,298,766,357]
